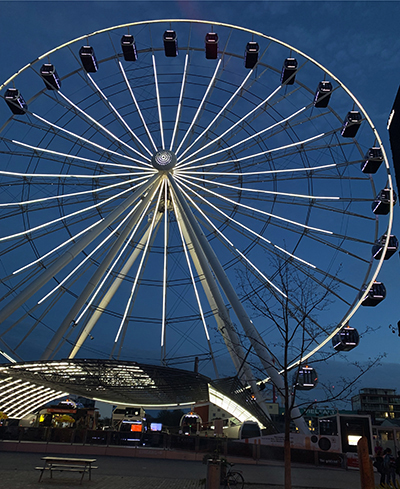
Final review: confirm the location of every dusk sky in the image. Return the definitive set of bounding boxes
[1,1,400,411]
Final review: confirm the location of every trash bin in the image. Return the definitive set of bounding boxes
[206,459,221,489]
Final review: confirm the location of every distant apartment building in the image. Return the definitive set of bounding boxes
[351,388,400,421]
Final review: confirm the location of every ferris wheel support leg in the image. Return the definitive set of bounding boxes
[169,175,309,434]
[178,209,258,386]
[41,176,162,361]
[68,219,156,359]
[0,175,160,332]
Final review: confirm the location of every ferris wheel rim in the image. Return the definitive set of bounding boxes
[0,18,394,379]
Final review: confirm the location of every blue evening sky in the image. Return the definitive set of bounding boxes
[1,1,400,408]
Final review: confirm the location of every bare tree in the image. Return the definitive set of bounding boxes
[238,256,382,489]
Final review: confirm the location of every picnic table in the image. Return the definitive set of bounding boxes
[36,456,97,484]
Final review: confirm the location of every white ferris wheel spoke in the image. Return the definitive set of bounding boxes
[180,132,326,170]
[177,84,283,165]
[161,181,168,354]
[175,59,222,156]
[180,173,340,201]
[9,139,147,171]
[13,219,102,275]
[114,178,166,343]
[86,73,153,157]
[118,61,158,153]
[0,175,151,208]
[175,174,333,235]
[0,166,150,180]
[73,189,162,327]
[152,54,165,150]
[174,179,287,299]
[30,112,149,166]
[37,199,145,305]
[169,183,211,341]
[176,177,317,269]
[177,68,254,162]
[169,53,189,152]
[182,162,337,175]
[0,183,146,243]
[177,106,308,168]
[56,90,152,164]
[68,223,154,359]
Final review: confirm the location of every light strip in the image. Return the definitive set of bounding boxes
[179,84,282,164]
[10,139,146,171]
[181,173,340,201]
[209,385,263,427]
[87,73,153,157]
[57,90,152,164]
[74,187,161,325]
[119,61,158,153]
[152,54,165,150]
[170,53,189,151]
[38,200,142,304]
[114,179,164,343]
[13,220,102,275]
[177,68,254,162]
[3,175,149,208]
[176,174,333,235]
[179,132,325,170]
[0,184,143,244]
[177,106,307,168]
[161,182,168,349]
[175,59,222,156]
[170,184,211,341]
[31,112,148,165]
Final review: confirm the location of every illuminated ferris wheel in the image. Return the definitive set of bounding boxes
[0,20,395,408]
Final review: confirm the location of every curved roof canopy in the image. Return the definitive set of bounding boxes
[0,360,275,431]
[0,359,210,408]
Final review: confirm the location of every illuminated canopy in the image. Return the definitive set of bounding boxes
[0,360,274,431]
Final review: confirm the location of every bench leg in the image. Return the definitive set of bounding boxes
[38,469,44,483]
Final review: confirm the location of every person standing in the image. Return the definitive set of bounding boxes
[374,446,385,486]
[383,447,396,486]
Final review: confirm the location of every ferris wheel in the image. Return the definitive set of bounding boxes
[0,20,395,397]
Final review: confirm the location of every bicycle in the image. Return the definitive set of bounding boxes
[222,463,245,488]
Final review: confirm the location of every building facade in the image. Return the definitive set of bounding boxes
[351,388,400,422]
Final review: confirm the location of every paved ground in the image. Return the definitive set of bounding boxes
[0,449,382,489]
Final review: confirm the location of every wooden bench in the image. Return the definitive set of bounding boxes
[36,457,97,484]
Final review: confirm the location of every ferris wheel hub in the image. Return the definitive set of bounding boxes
[152,150,177,171]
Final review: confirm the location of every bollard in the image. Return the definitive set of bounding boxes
[357,436,374,489]
[206,459,221,489]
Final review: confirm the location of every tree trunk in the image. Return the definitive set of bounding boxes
[284,412,292,489]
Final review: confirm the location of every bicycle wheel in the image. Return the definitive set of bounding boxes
[227,471,245,489]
